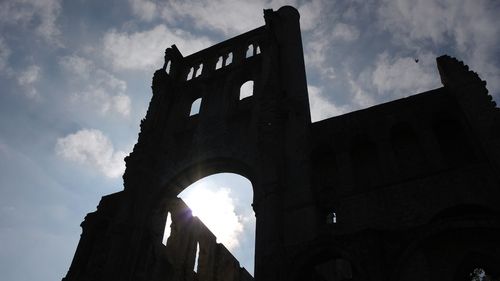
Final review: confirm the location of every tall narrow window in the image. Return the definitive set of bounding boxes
[256,45,261,54]
[193,242,200,272]
[190,98,201,116]
[195,63,203,78]
[165,60,171,74]
[326,211,336,224]
[187,67,194,80]
[216,56,223,69]
[240,80,254,100]
[246,45,254,58]
[162,212,172,246]
[225,52,233,66]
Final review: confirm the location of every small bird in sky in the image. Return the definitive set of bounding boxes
[415,58,419,63]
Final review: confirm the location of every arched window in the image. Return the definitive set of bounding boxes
[256,45,261,55]
[195,63,203,78]
[165,60,171,74]
[187,67,194,80]
[239,80,254,100]
[225,52,233,66]
[216,56,223,70]
[246,45,254,58]
[190,98,201,116]
[326,211,337,224]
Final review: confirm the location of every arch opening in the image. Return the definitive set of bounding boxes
[167,173,255,275]
[190,98,201,116]
[240,80,254,100]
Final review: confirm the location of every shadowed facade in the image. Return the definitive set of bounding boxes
[63,6,500,281]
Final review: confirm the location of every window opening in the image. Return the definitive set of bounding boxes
[246,45,254,58]
[190,98,201,116]
[256,45,261,55]
[193,242,200,272]
[239,80,254,100]
[225,52,233,66]
[216,56,223,69]
[165,60,171,74]
[187,67,194,80]
[162,212,172,246]
[326,211,337,224]
[195,63,203,78]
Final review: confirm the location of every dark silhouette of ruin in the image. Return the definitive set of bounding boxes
[63,6,500,281]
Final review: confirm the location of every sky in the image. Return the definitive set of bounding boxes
[0,0,499,280]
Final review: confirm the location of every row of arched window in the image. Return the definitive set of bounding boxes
[185,43,261,81]
[314,116,475,190]
[189,80,255,116]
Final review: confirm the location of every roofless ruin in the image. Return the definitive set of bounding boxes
[63,6,500,281]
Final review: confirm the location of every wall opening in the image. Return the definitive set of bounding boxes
[216,56,223,69]
[226,52,233,66]
[162,212,172,246]
[187,67,194,80]
[193,242,200,273]
[190,98,202,116]
[165,60,171,74]
[256,46,261,54]
[240,80,254,100]
[195,63,203,78]
[246,45,254,58]
[178,173,255,275]
[326,211,336,224]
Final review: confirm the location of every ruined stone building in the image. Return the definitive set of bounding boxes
[63,6,500,281]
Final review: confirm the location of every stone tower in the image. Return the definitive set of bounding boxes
[63,6,500,281]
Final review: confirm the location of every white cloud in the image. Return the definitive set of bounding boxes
[180,185,244,250]
[297,0,326,31]
[372,52,440,97]
[129,0,325,35]
[0,0,62,44]
[332,23,360,42]
[129,0,157,21]
[377,0,500,97]
[308,85,351,122]
[17,65,41,99]
[304,33,336,80]
[55,129,127,178]
[59,55,131,116]
[347,70,377,109]
[102,25,212,71]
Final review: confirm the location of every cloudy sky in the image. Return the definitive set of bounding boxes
[0,0,499,280]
